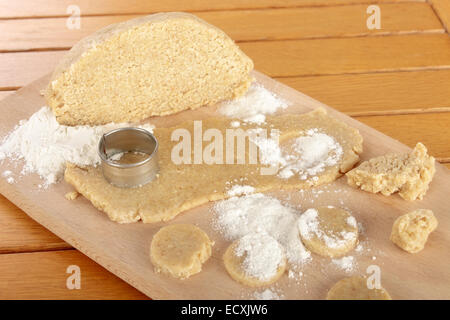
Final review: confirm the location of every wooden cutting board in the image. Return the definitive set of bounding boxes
[0,71,449,300]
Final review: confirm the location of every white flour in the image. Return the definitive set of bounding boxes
[332,256,355,273]
[218,83,288,124]
[235,232,284,281]
[249,128,343,180]
[279,129,343,180]
[298,208,357,249]
[226,184,255,197]
[0,106,154,187]
[214,193,311,275]
[253,288,283,300]
[2,170,15,184]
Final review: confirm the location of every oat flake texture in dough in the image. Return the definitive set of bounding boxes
[223,233,287,287]
[45,12,254,126]
[150,224,214,280]
[64,108,363,224]
[390,209,438,253]
[346,142,435,201]
[327,276,392,300]
[298,206,359,258]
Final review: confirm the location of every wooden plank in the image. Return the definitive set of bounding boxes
[0,51,62,88]
[0,0,426,18]
[431,0,450,32]
[355,112,450,161]
[0,3,443,51]
[0,250,148,299]
[0,73,449,299]
[0,194,70,253]
[278,69,450,116]
[2,34,450,89]
[0,91,14,100]
[241,34,450,77]
[1,111,449,254]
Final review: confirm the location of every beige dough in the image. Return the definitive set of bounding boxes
[64,191,79,200]
[150,224,214,279]
[223,233,287,287]
[390,209,438,253]
[298,206,358,258]
[346,143,435,201]
[45,12,253,126]
[65,108,363,223]
[327,276,392,300]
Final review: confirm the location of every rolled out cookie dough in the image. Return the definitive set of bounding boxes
[390,209,438,253]
[150,224,214,279]
[346,143,435,201]
[326,276,392,300]
[298,206,358,258]
[223,233,287,287]
[65,108,363,223]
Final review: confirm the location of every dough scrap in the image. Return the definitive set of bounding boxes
[45,12,253,126]
[390,209,438,253]
[65,108,363,223]
[326,276,392,300]
[223,234,286,287]
[346,143,435,201]
[64,191,79,200]
[150,224,214,279]
[298,206,359,258]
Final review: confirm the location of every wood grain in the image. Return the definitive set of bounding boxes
[3,69,450,115]
[0,51,62,88]
[0,250,148,299]
[0,194,70,253]
[431,0,450,32]
[0,110,449,254]
[0,72,449,299]
[355,112,450,161]
[278,69,450,115]
[0,3,443,51]
[2,33,450,89]
[0,0,426,18]
[241,34,450,77]
[0,91,14,100]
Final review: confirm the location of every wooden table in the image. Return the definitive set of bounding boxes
[0,0,449,300]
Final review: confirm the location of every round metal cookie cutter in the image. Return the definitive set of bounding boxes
[98,127,159,188]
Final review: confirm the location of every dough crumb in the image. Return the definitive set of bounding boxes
[65,191,79,200]
[346,143,435,201]
[390,209,438,253]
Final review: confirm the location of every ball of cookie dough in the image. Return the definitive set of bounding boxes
[150,224,214,279]
[223,233,286,287]
[390,209,438,253]
[298,206,358,258]
[327,276,392,300]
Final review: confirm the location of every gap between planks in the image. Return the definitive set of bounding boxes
[1,34,450,88]
[0,249,148,299]
[0,111,448,255]
[0,3,444,52]
[430,0,450,33]
[0,0,427,20]
[3,68,450,118]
